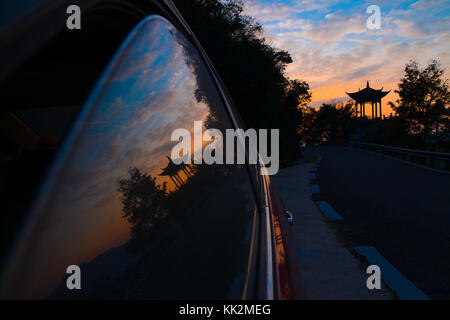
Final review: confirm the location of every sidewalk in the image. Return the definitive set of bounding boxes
[272,156,393,299]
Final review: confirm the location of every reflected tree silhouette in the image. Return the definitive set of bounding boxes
[117,167,168,242]
[172,29,230,132]
[173,0,312,164]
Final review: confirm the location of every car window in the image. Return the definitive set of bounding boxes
[0,0,46,31]
[0,16,257,299]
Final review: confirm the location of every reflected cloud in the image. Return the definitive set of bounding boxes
[1,17,239,299]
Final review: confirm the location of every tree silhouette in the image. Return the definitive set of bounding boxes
[279,79,311,162]
[117,168,167,239]
[389,60,449,141]
[173,0,311,164]
[314,103,355,142]
[298,106,318,145]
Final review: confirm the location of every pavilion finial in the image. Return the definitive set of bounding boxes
[366,80,370,88]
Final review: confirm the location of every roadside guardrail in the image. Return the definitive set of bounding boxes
[350,141,450,172]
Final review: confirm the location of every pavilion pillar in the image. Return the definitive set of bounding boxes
[371,102,374,119]
[379,100,382,119]
[181,167,191,178]
[169,175,180,189]
[174,173,184,185]
[362,102,365,117]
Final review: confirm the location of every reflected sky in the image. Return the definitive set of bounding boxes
[1,17,220,298]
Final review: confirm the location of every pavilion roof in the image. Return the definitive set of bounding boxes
[160,156,189,176]
[160,156,180,176]
[346,81,390,102]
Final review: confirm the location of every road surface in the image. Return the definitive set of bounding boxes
[312,145,450,299]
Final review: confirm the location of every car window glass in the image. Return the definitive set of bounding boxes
[0,0,46,31]
[0,16,257,300]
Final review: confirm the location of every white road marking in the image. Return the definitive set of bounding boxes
[310,184,320,193]
[355,246,430,300]
[315,153,323,164]
[316,201,344,221]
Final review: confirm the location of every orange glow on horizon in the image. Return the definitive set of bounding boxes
[307,80,399,117]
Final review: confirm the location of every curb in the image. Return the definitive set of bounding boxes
[355,246,430,300]
[315,201,344,222]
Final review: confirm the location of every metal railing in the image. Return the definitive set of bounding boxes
[351,141,450,172]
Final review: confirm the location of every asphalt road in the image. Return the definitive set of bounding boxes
[311,145,450,299]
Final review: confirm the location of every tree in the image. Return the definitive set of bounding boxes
[389,60,449,141]
[279,79,311,161]
[298,106,318,145]
[313,102,355,142]
[173,0,311,163]
[117,168,167,238]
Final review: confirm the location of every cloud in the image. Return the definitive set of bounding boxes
[393,19,427,39]
[243,0,450,111]
[411,0,449,10]
[244,0,297,23]
[305,13,366,40]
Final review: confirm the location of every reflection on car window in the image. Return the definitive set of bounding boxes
[1,16,256,299]
[0,0,45,31]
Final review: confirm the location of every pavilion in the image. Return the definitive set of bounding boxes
[160,156,193,190]
[346,81,390,119]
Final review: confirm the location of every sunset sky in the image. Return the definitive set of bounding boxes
[243,0,450,116]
